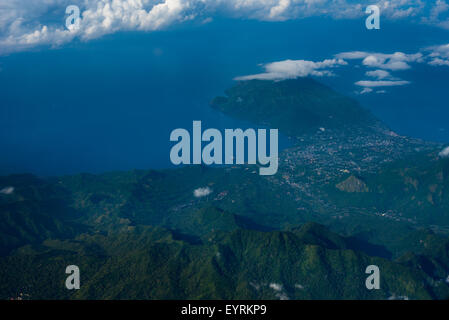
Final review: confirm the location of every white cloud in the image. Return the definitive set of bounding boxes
[216,0,365,21]
[438,19,449,29]
[269,283,283,291]
[355,80,411,87]
[234,58,347,81]
[365,69,393,80]
[429,57,449,66]
[0,186,14,195]
[431,0,449,18]
[0,0,447,54]
[0,25,77,54]
[80,0,190,40]
[337,51,423,71]
[268,0,290,20]
[193,186,212,197]
[295,283,304,289]
[359,87,373,94]
[337,46,449,92]
[357,87,388,95]
[426,43,449,66]
[422,0,449,27]
[268,282,289,300]
[439,146,449,158]
[237,44,448,90]
[0,0,192,54]
[428,43,449,58]
[275,292,290,300]
[379,0,425,19]
[336,51,368,60]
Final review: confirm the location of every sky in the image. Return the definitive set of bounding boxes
[1,0,449,54]
[0,0,449,176]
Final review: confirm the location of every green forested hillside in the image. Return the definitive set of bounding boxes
[1,79,449,300]
[1,222,448,300]
[211,78,383,136]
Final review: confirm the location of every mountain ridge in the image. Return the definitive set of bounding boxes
[211,78,387,138]
[1,79,449,299]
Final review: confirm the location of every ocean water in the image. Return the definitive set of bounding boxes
[0,17,448,176]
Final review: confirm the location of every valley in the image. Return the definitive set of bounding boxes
[1,78,449,300]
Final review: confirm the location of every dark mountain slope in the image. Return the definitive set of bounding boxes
[1,224,447,300]
[1,79,449,300]
[211,78,384,137]
[0,174,84,255]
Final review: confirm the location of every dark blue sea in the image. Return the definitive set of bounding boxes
[1,17,448,176]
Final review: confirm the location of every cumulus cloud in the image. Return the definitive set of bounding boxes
[355,80,411,87]
[0,0,84,53]
[0,0,193,54]
[426,43,449,66]
[80,0,191,40]
[357,87,390,95]
[365,69,393,80]
[431,0,449,18]
[269,283,289,300]
[269,283,283,291]
[234,58,347,81]
[422,0,449,28]
[0,0,447,54]
[439,146,449,158]
[359,87,373,94]
[295,283,304,290]
[336,51,423,70]
[429,57,449,66]
[214,0,365,21]
[193,186,212,198]
[337,50,429,92]
[0,186,14,195]
[237,44,448,90]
